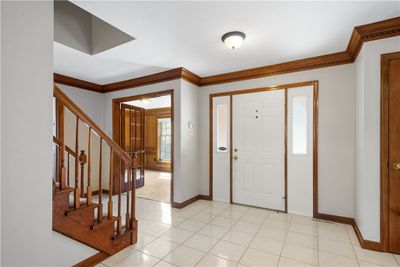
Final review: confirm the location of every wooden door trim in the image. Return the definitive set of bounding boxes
[209,81,319,216]
[380,52,400,252]
[112,89,174,204]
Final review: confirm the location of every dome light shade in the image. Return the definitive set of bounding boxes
[221,31,246,50]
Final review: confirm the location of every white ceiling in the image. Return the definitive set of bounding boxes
[124,95,171,109]
[54,1,400,84]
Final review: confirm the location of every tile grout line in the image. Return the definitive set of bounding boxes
[276,212,293,267]
[345,224,361,266]
[158,202,236,266]
[192,204,249,266]
[107,199,348,267]
[234,208,272,266]
[138,203,207,266]
[316,219,320,267]
[158,203,217,265]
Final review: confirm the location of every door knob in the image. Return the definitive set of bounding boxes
[234,155,239,160]
[394,162,400,170]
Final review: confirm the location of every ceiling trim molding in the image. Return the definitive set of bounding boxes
[346,16,400,61]
[201,17,400,86]
[102,68,183,92]
[54,73,104,92]
[54,17,400,92]
[200,51,352,86]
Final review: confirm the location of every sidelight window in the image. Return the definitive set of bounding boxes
[292,96,308,155]
[216,103,228,152]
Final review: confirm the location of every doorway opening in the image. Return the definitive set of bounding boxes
[112,90,173,204]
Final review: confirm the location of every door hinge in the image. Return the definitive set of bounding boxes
[282,196,286,200]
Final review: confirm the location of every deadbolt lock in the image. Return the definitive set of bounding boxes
[394,162,400,170]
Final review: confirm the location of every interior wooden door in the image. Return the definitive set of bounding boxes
[387,53,400,254]
[232,90,285,210]
[144,112,158,170]
[121,103,145,190]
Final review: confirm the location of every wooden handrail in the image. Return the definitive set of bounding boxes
[53,136,76,157]
[53,84,136,241]
[54,85,131,164]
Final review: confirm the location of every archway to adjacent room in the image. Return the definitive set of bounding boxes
[112,90,174,204]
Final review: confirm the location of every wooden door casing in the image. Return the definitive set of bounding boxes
[387,54,400,253]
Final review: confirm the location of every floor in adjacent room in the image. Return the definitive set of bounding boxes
[97,198,400,267]
[136,170,171,203]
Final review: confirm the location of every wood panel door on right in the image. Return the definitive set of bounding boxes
[387,53,400,254]
[232,90,285,210]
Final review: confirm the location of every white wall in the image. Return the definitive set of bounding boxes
[199,64,356,218]
[0,1,2,262]
[178,80,200,201]
[58,84,105,128]
[1,2,97,265]
[354,36,400,242]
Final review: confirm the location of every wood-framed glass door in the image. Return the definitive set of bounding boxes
[121,103,145,189]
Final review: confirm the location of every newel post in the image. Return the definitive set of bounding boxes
[79,150,87,198]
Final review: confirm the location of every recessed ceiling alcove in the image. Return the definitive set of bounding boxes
[54,0,135,55]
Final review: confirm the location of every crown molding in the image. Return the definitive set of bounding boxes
[200,51,352,86]
[103,68,183,92]
[347,17,400,61]
[54,17,400,92]
[54,73,104,92]
[180,67,201,86]
[201,17,400,86]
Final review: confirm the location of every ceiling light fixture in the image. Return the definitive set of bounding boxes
[140,98,151,104]
[221,31,246,50]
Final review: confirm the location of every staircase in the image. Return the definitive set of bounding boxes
[52,85,138,261]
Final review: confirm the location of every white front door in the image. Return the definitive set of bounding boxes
[232,90,285,210]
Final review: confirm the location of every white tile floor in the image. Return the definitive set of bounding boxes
[97,198,400,267]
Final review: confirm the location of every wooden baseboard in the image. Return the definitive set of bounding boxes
[171,194,212,209]
[315,212,355,225]
[352,221,382,251]
[198,194,212,201]
[72,252,109,267]
[316,212,382,252]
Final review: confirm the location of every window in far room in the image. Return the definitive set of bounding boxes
[158,118,171,161]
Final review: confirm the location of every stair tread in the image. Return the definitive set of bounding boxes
[112,226,133,241]
[55,187,75,195]
[91,216,119,230]
[65,203,99,216]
